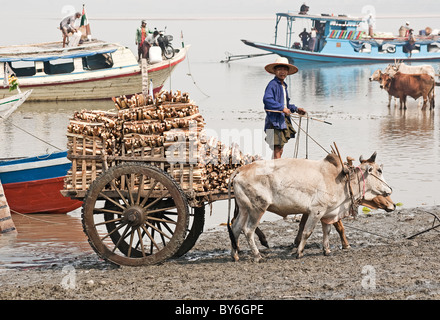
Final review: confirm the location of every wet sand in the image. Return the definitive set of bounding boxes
[1,205,440,301]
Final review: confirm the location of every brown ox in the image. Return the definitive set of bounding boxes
[250,195,395,250]
[228,152,392,261]
[379,71,435,109]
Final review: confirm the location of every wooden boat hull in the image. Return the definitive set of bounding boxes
[0,43,188,101]
[0,151,82,214]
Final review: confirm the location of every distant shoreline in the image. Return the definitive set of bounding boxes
[41,14,440,21]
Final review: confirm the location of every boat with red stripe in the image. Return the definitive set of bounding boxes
[0,151,81,214]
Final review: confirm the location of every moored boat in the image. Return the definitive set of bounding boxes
[0,151,82,214]
[0,90,32,120]
[242,12,440,63]
[0,40,188,101]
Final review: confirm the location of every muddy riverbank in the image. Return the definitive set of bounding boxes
[1,205,440,301]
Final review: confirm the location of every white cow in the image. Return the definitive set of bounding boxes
[384,61,436,79]
[228,152,392,261]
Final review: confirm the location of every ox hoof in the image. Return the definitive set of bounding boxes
[323,250,332,256]
[253,255,264,263]
[295,252,304,259]
[342,245,351,250]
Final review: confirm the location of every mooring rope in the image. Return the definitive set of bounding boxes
[10,209,67,225]
[185,49,210,98]
[0,115,63,151]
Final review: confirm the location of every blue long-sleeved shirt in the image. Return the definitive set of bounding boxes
[263,77,298,130]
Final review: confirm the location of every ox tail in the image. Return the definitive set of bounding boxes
[227,169,239,251]
[428,81,435,108]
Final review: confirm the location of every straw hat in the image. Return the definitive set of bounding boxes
[265,57,298,75]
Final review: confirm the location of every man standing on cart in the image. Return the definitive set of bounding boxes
[263,57,306,159]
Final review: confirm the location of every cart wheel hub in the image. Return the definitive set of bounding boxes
[123,206,145,226]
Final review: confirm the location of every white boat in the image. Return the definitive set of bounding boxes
[0,40,188,101]
[0,89,32,121]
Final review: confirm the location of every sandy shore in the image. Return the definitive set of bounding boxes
[1,205,440,302]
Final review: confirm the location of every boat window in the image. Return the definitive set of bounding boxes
[428,43,440,53]
[82,53,113,70]
[44,58,75,75]
[10,61,36,77]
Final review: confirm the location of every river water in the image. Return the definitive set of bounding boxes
[0,13,439,268]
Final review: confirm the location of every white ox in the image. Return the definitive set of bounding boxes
[228,152,392,261]
[383,62,436,79]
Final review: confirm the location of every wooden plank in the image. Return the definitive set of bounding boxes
[0,181,16,234]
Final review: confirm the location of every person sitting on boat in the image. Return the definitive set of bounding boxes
[299,3,309,15]
[136,20,151,61]
[263,57,306,159]
[60,12,81,48]
[299,29,311,50]
[399,21,410,37]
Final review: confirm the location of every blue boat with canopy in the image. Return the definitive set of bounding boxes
[242,12,440,63]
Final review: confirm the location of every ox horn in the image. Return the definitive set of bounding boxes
[359,152,377,163]
[368,152,377,163]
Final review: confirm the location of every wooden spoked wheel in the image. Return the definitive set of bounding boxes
[82,163,189,266]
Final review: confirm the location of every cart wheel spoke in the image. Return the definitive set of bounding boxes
[123,174,135,206]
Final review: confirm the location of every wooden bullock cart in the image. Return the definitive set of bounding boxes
[61,92,258,266]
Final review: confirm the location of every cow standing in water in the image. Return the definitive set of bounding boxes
[379,72,435,109]
[370,62,436,108]
[228,152,392,261]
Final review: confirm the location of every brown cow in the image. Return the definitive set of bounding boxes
[379,71,435,110]
[251,195,395,250]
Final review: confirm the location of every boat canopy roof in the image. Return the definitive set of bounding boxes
[276,12,363,24]
[0,40,120,62]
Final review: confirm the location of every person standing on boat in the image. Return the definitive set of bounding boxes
[60,12,81,48]
[309,28,317,51]
[366,13,375,37]
[405,29,417,57]
[263,57,306,159]
[299,28,310,50]
[136,20,150,61]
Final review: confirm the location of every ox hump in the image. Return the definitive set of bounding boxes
[324,153,341,168]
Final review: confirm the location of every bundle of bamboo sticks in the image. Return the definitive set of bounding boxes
[67,110,123,155]
[65,90,261,193]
